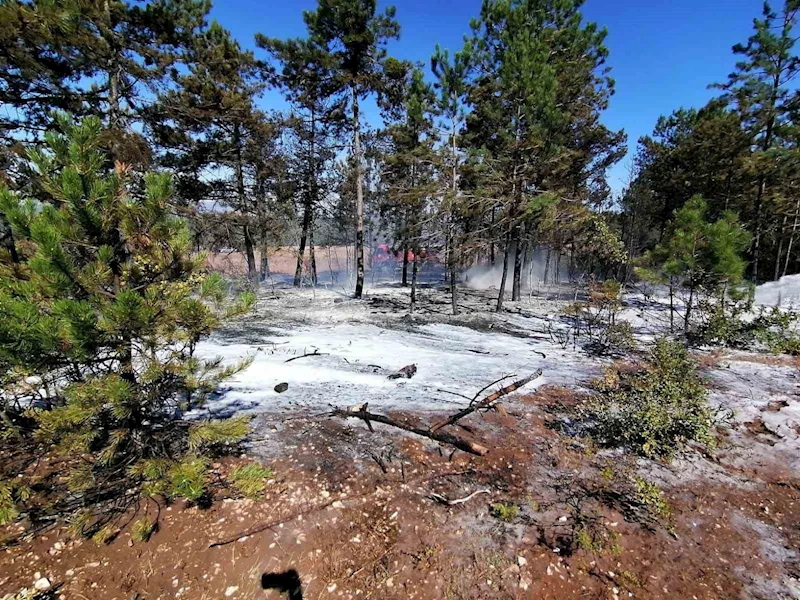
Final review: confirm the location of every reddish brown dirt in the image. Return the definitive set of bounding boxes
[2,388,799,599]
[207,246,353,277]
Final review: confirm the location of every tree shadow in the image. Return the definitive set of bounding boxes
[261,569,303,599]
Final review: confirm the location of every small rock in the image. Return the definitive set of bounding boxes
[224,585,239,597]
[274,382,289,393]
[34,577,51,591]
[517,556,527,567]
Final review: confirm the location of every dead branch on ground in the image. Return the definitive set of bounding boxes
[429,489,491,506]
[429,370,542,433]
[332,403,489,456]
[285,349,329,363]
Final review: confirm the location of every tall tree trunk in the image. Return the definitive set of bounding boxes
[543,247,551,284]
[685,284,694,335]
[490,205,496,266]
[294,201,311,287]
[353,87,366,299]
[775,212,789,281]
[260,237,270,281]
[449,116,459,315]
[309,213,318,286]
[401,243,409,286]
[410,245,419,315]
[234,123,257,281]
[496,235,512,312]
[668,278,675,333]
[512,228,524,301]
[783,196,800,277]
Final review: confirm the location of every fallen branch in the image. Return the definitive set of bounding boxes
[285,349,329,363]
[332,403,489,456]
[429,370,542,433]
[429,489,491,506]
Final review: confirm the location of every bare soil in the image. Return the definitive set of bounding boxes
[2,384,799,600]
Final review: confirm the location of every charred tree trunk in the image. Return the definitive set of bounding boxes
[234,123,257,281]
[402,242,409,286]
[496,235,512,312]
[353,87,366,299]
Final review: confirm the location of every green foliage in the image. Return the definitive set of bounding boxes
[696,293,800,354]
[188,417,251,453]
[0,117,253,524]
[632,476,672,522]
[131,517,157,543]
[230,462,274,500]
[489,502,519,522]
[0,479,31,525]
[583,338,717,459]
[168,457,209,502]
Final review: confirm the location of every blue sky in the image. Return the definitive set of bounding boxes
[210,0,765,196]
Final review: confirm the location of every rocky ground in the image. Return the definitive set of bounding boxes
[1,282,799,600]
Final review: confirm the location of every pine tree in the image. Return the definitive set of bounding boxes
[257,33,345,287]
[0,116,253,527]
[382,67,438,309]
[149,21,266,280]
[303,0,406,298]
[431,44,470,315]
[0,0,210,167]
[465,0,622,310]
[714,0,800,281]
[639,195,750,333]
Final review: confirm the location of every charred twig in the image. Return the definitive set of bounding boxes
[429,370,543,433]
[284,349,329,363]
[332,403,489,456]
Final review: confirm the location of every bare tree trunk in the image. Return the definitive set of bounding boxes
[783,196,800,277]
[543,247,551,284]
[669,277,675,333]
[309,216,317,286]
[496,235,512,313]
[490,205,496,266]
[401,242,409,286]
[294,203,311,287]
[234,123,257,281]
[449,116,459,315]
[775,212,788,282]
[410,247,419,315]
[353,87,365,299]
[260,234,270,281]
[512,228,524,301]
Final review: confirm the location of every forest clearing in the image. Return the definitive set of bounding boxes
[4,0,800,598]
[2,269,800,599]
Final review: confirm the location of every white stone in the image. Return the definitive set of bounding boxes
[224,585,239,597]
[34,578,51,591]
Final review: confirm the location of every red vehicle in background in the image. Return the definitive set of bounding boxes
[371,244,440,276]
[372,244,414,266]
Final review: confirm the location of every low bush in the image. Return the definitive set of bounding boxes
[581,338,717,459]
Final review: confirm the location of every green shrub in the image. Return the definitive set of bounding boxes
[230,462,274,500]
[489,502,519,522]
[696,294,800,355]
[582,338,716,459]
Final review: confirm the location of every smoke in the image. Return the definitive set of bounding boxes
[463,252,565,290]
[754,274,800,307]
